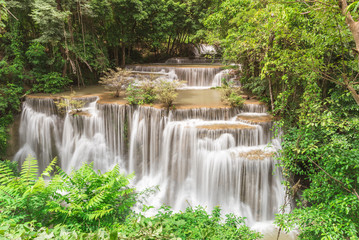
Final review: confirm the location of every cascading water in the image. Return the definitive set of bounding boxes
[13,64,290,238]
[128,65,229,87]
[165,57,221,64]
[14,97,285,224]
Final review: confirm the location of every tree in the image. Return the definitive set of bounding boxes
[154,78,184,109]
[125,75,157,105]
[99,68,133,97]
[0,1,8,34]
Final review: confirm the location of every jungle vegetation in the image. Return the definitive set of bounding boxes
[1,0,359,239]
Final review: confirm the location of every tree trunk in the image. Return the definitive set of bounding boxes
[170,36,177,56]
[121,41,125,67]
[114,46,119,66]
[347,84,359,105]
[167,35,171,55]
[268,78,274,112]
[338,0,359,105]
[339,0,359,53]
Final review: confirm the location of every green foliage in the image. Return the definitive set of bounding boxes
[0,221,112,239]
[276,87,359,238]
[126,76,157,105]
[220,80,244,108]
[0,206,261,240]
[0,155,53,224]
[118,206,262,239]
[48,163,136,231]
[154,79,184,108]
[126,84,144,105]
[99,68,133,97]
[0,83,23,159]
[30,0,69,44]
[25,42,47,75]
[0,156,136,231]
[32,72,72,94]
[54,91,85,115]
[0,1,7,34]
[0,83,22,121]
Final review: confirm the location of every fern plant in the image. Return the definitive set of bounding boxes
[0,155,58,225]
[0,156,136,231]
[47,163,136,231]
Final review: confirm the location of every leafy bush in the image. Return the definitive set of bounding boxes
[126,84,145,105]
[154,78,184,109]
[119,206,262,239]
[54,91,85,116]
[0,83,23,159]
[139,78,157,104]
[33,72,72,93]
[0,155,57,225]
[99,68,133,97]
[220,84,244,108]
[0,207,262,240]
[25,42,47,75]
[48,163,136,231]
[0,83,23,120]
[0,155,136,231]
[126,77,157,105]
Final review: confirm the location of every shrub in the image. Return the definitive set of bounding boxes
[118,206,262,239]
[0,155,136,231]
[154,78,184,109]
[138,78,156,104]
[99,68,133,97]
[0,83,23,159]
[125,77,157,105]
[54,91,85,116]
[126,84,145,105]
[221,85,244,107]
[33,72,72,93]
[48,163,136,231]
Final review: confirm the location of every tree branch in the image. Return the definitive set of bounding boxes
[307,156,359,201]
[2,5,18,20]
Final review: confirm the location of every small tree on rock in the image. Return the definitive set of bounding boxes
[99,68,133,97]
[55,91,85,116]
[154,78,184,109]
[220,81,244,108]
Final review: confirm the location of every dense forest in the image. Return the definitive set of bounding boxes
[1,0,359,239]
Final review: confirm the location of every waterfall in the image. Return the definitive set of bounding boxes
[165,57,221,64]
[128,65,225,87]
[14,95,285,227]
[13,98,61,171]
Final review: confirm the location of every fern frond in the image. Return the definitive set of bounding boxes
[87,208,113,220]
[0,161,15,185]
[20,155,39,185]
[41,157,58,178]
[23,177,46,197]
[86,191,105,210]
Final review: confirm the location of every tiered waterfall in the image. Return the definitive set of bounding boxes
[14,64,286,227]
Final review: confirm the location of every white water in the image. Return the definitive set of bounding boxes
[165,57,221,64]
[128,65,232,87]
[14,98,287,223]
[13,64,293,238]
